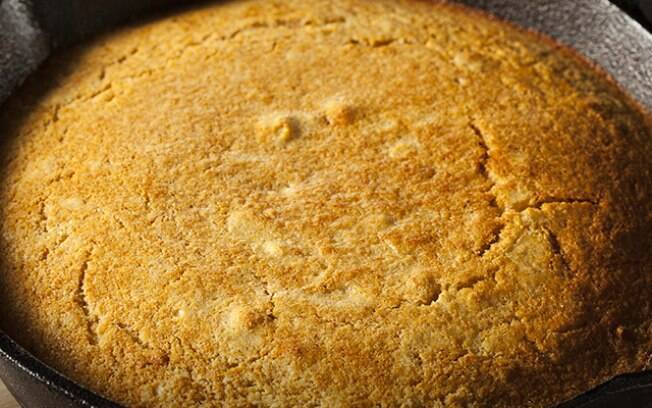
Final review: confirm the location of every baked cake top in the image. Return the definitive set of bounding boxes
[0,0,651,406]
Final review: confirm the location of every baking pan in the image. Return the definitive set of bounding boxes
[0,0,651,406]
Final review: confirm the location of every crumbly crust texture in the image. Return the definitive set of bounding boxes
[0,1,651,406]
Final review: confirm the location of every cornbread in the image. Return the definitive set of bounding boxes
[0,0,651,406]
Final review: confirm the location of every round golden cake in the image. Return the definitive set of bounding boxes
[1,0,651,407]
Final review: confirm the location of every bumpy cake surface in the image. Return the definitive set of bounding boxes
[0,1,651,406]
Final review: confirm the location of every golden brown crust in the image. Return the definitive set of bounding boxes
[0,1,651,407]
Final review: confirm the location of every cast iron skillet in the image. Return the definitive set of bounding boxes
[0,0,651,406]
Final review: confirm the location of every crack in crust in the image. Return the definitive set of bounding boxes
[469,121,493,190]
[543,226,573,277]
[530,197,597,210]
[479,201,598,258]
[453,267,498,291]
[117,322,150,349]
[478,223,505,257]
[469,120,598,258]
[470,120,505,257]
[75,249,98,345]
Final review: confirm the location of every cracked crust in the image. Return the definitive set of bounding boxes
[0,0,651,407]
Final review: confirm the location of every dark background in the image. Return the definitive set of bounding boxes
[611,0,652,30]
